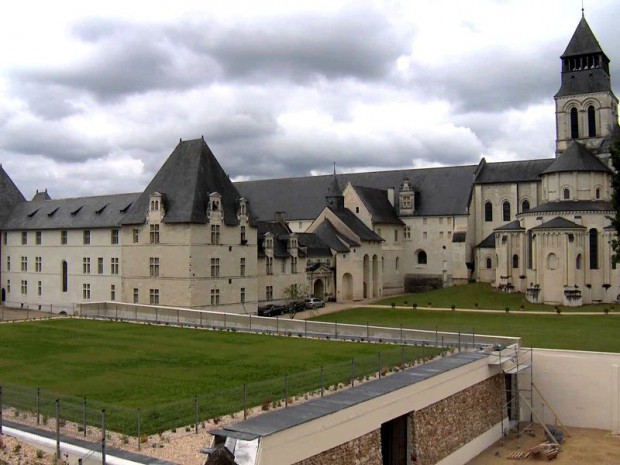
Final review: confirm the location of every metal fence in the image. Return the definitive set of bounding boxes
[1,344,444,444]
[77,301,520,349]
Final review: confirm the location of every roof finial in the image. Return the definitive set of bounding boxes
[333,162,336,175]
[582,0,585,18]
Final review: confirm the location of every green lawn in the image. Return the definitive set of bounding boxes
[375,283,618,313]
[312,307,620,352]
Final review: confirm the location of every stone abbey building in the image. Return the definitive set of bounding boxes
[0,16,618,312]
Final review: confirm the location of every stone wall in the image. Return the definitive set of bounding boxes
[413,374,505,465]
[292,429,382,465]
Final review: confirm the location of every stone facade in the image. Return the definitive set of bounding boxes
[412,374,506,465]
[292,429,382,465]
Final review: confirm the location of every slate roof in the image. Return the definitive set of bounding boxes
[0,165,26,227]
[531,217,586,230]
[257,221,294,258]
[235,165,478,221]
[3,193,139,231]
[352,186,404,225]
[476,232,496,249]
[474,159,553,184]
[494,220,524,232]
[297,233,333,258]
[313,220,358,252]
[123,138,246,226]
[561,16,606,58]
[541,141,611,175]
[329,207,383,242]
[526,200,613,214]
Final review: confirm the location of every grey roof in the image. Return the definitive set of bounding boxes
[474,159,553,184]
[329,207,383,242]
[257,221,296,258]
[353,186,404,225]
[2,192,139,231]
[213,351,488,440]
[531,217,586,230]
[476,232,496,249]
[541,142,611,175]
[123,138,246,226]
[235,165,478,221]
[0,165,26,227]
[561,16,606,58]
[297,233,332,258]
[494,220,524,232]
[313,219,358,252]
[527,200,613,214]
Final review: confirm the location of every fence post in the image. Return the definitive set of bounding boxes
[199,311,202,327]
[0,386,3,434]
[284,375,289,408]
[276,316,279,334]
[224,313,227,329]
[351,360,355,387]
[156,308,159,322]
[249,314,252,331]
[36,388,40,425]
[458,331,461,351]
[401,345,405,367]
[366,322,369,341]
[378,352,382,378]
[83,397,87,437]
[422,342,425,362]
[435,326,438,347]
[304,319,307,337]
[56,399,61,460]
[102,409,107,465]
[177,309,180,325]
[472,328,475,348]
[400,324,403,343]
[137,408,141,451]
[50,304,53,317]
[194,395,199,434]
[243,384,247,420]
[320,367,324,397]
[335,321,338,339]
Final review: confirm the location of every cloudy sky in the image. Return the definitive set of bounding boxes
[0,0,618,199]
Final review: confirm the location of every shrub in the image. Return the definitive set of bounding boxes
[505,307,510,313]
[604,308,610,315]
[122,435,129,445]
[13,444,21,453]
[36,449,44,459]
[140,434,148,444]
[451,304,456,311]
[474,302,479,308]
[185,426,191,432]
[412,303,417,309]
[391,302,395,308]
[261,400,271,411]
[555,306,561,315]
[427,302,432,307]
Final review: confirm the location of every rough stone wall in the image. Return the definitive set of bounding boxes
[292,428,382,465]
[413,374,505,465]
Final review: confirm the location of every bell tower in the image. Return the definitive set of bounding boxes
[555,14,619,160]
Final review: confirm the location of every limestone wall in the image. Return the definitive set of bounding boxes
[292,429,382,465]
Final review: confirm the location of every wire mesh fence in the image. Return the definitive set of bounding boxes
[0,343,446,442]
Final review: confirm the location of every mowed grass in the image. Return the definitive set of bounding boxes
[376,282,618,313]
[0,319,399,408]
[312,307,620,352]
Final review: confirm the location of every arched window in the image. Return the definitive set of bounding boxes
[512,254,519,269]
[502,201,511,222]
[547,253,559,270]
[395,257,400,270]
[484,201,493,222]
[485,257,492,269]
[521,199,530,212]
[576,254,582,270]
[589,228,598,269]
[570,107,579,139]
[61,260,68,292]
[588,105,596,137]
[417,250,427,265]
[595,187,601,199]
[563,188,570,200]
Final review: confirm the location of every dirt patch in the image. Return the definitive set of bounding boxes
[466,424,620,465]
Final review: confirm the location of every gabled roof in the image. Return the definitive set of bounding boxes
[494,220,524,232]
[476,232,496,249]
[329,207,383,242]
[235,164,478,221]
[352,186,403,225]
[123,138,245,225]
[531,217,586,230]
[3,193,139,230]
[474,159,553,184]
[541,141,611,175]
[313,219,358,252]
[527,200,613,214]
[297,232,332,258]
[561,16,606,58]
[0,165,26,227]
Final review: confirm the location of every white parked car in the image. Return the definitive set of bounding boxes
[304,297,326,309]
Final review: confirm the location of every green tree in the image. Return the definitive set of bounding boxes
[611,133,620,264]
[282,283,310,319]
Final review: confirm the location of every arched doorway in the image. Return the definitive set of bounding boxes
[342,273,353,301]
[1,288,5,302]
[313,279,325,299]
[363,255,370,298]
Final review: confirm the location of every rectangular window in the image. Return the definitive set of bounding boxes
[211,225,220,245]
[7,279,10,293]
[281,258,286,273]
[83,257,91,274]
[423,218,427,225]
[150,224,159,244]
[394,230,399,242]
[36,231,42,245]
[38,281,42,296]
[210,289,220,305]
[240,287,246,304]
[21,231,27,245]
[291,257,297,274]
[111,229,119,245]
[423,231,428,240]
[110,284,116,301]
[404,226,411,239]
[439,217,444,224]
[266,286,273,301]
[149,289,160,305]
[6,256,9,271]
[21,256,27,272]
[83,230,91,245]
[21,280,27,295]
[35,257,42,272]
[133,288,139,304]
[110,257,119,275]
[82,283,91,300]
[149,257,160,277]
[132,228,139,244]
[3,232,6,245]
[211,258,220,277]
[61,230,68,245]
[240,257,246,277]
[96,257,103,274]
[240,226,246,244]
[266,257,273,275]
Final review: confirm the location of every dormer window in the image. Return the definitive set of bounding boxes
[238,198,248,217]
[208,192,223,223]
[401,195,412,209]
[150,200,159,211]
[149,192,165,220]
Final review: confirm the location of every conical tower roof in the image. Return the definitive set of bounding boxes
[541,141,611,175]
[561,16,606,58]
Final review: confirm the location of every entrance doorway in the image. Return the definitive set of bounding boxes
[381,414,407,465]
